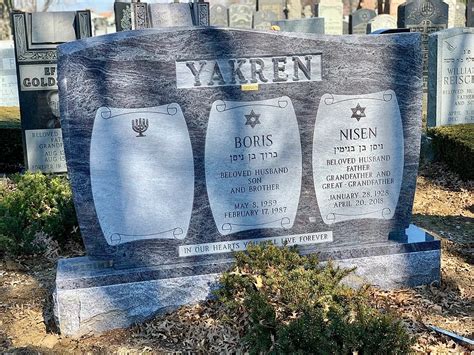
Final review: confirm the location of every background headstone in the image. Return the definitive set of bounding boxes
[114,1,148,31]
[390,0,406,16]
[211,4,229,26]
[349,8,376,34]
[315,0,344,34]
[287,0,303,19]
[428,27,474,126]
[253,10,278,29]
[272,17,325,32]
[258,0,286,19]
[149,3,194,28]
[398,0,448,92]
[11,11,92,173]
[192,0,211,26]
[466,0,473,26]
[0,41,19,107]
[454,2,466,27]
[445,0,457,28]
[228,4,253,28]
[367,14,397,32]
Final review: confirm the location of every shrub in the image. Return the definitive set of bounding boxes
[215,243,414,354]
[428,124,474,180]
[0,172,79,254]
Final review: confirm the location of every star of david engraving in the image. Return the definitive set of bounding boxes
[351,103,366,122]
[245,110,261,128]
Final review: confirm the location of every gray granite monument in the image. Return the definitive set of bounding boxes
[0,41,19,107]
[349,8,376,34]
[149,3,194,28]
[271,17,325,33]
[454,2,466,27]
[367,14,397,33]
[428,27,474,126]
[258,0,286,19]
[55,27,440,337]
[228,4,253,28]
[398,0,448,92]
[114,0,148,31]
[11,11,92,173]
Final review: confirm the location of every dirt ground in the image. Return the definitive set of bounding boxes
[0,162,472,354]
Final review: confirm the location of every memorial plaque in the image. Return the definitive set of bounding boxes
[315,0,344,34]
[0,41,19,107]
[11,11,92,173]
[149,3,194,28]
[468,0,474,26]
[192,0,210,26]
[349,8,376,34]
[228,4,253,28]
[56,28,440,336]
[258,0,286,19]
[211,5,228,26]
[367,14,397,33]
[428,27,474,126]
[271,18,325,33]
[398,0,448,92]
[253,10,277,29]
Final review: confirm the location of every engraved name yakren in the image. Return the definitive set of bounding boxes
[176,54,322,88]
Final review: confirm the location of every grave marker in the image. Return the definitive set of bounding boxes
[398,0,448,92]
[349,8,376,34]
[253,10,278,29]
[271,18,325,33]
[149,3,194,28]
[228,4,253,28]
[367,14,397,33]
[428,27,474,126]
[211,5,228,26]
[54,28,439,336]
[315,0,344,34]
[114,0,148,31]
[11,11,92,173]
[468,0,473,26]
[0,41,19,107]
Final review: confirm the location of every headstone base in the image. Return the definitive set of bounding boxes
[54,225,440,337]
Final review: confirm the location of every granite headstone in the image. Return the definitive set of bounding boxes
[398,0,448,92]
[228,4,253,28]
[287,0,303,19]
[367,14,397,33]
[211,5,229,26]
[454,2,466,27]
[149,3,194,28]
[55,28,440,336]
[445,0,457,28]
[11,11,92,173]
[428,27,474,126]
[315,0,344,34]
[258,0,286,19]
[114,0,148,31]
[349,8,376,34]
[271,18,325,33]
[0,41,19,107]
[253,10,278,29]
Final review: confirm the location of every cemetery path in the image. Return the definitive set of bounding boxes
[0,162,472,354]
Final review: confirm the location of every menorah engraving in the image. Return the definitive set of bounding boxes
[132,118,149,137]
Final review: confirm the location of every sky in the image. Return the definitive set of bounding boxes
[38,0,114,13]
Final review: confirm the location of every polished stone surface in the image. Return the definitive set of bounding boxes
[58,28,423,268]
[428,27,474,126]
[349,8,376,34]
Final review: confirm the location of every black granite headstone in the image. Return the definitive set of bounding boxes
[11,11,92,173]
[349,8,376,34]
[398,0,448,92]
